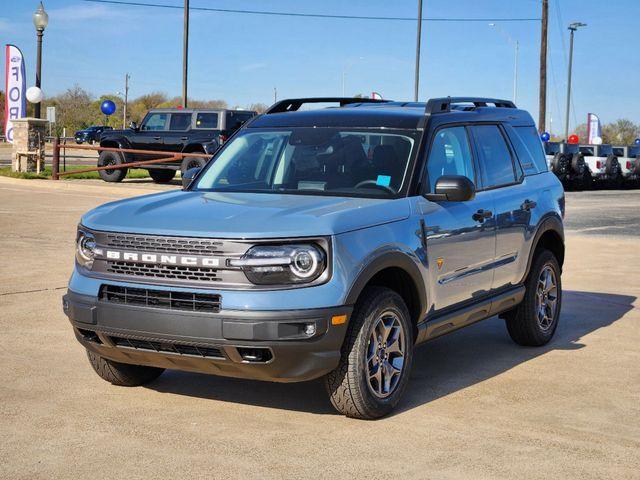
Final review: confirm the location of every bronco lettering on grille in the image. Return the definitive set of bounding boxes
[102,250,220,267]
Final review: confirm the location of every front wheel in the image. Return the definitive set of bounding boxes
[86,350,164,386]
[98,151,128,183]
[324,287,414,419]
[503,249,562,346]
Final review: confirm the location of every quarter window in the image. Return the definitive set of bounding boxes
[142,113,168,131]
[169,113,192,131]
[196,113,219,129]
[513,126,548,173]
[426,126,474,192]
[470,125,516,188]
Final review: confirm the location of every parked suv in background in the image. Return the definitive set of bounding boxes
[613,145,640,185]
[63,97,565,419]
[578,144,622,187]
[75,125,113,144]
[98,108,256,183]
[546,142,589,190]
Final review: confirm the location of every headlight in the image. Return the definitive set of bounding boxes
[230,244,326,285]
[76,229,99,269]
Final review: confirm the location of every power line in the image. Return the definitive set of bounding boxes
[82,0,541,22]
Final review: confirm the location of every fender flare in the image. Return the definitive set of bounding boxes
[521,213,565,284]
[99,137,133,162]
[344,250,427,320]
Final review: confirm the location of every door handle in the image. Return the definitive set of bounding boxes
[521,199,537,211]
[180,136,189,141]
[472,209,493,222]
[153,136,161,140]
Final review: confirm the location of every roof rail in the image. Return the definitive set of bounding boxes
[264,97,390,114]
[425,97,516,115]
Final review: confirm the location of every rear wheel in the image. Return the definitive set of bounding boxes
[98,151,128,183]
[148,169,176,183]
[503,249,562,346]
[324,286,414,419]
[86,350,164,386]
[180,155,208,176]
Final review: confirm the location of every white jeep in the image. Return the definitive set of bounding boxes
[578,144,622,187]
[612,145,640,185]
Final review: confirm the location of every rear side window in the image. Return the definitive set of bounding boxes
[426,126,475,192]
[470,125,516,188]
[195,113,219,129]
[512,126,548,174]
[169,113,192,131]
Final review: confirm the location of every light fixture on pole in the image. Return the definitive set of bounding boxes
[489,23,519,104]
[32,2,48,119]
[564,22,587,141]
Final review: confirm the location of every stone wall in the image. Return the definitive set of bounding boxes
[11,118,49,173]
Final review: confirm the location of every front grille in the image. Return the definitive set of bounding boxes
[106,233,224,255]
[109,335,225,359]
[106,261,220,283]
[100,285,221,313]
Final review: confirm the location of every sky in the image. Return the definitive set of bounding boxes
[1,0,639,134]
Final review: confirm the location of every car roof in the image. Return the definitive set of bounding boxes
[249,98,535,130]
[148,108,255,114]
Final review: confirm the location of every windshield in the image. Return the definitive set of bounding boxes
[193,128,418,198]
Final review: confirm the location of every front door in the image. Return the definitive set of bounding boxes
[420,125,496,312]
[132,112,168,158]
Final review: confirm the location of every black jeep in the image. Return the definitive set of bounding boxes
[97,108,256,183]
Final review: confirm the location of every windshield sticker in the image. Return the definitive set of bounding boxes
[376,175,391,187]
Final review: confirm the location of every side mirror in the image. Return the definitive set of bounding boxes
[129,121,138,131]
[424,175,475,202]
[182,167,201,190]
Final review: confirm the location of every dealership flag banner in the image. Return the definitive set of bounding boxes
[4,44,27,143]
[587,113,602,144]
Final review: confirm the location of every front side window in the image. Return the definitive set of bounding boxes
[169,113,192,131]
[471,125,516,188]
[141,113,168,131]
[426,126,474,192]
[194,128,417,198]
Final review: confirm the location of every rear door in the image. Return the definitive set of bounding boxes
[419,125,496,311]
[470,124,535,291]
[162,112,193,153]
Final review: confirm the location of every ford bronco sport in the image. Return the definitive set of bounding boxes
[98,108,256,184]
[63,97,565,419]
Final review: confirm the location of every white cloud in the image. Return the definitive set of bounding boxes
[240,62,268,73]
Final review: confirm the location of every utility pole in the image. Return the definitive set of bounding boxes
[274,87,277,103]
[182,0,189,108]
[414,0,423,101]
[564,22,586,141]
[123,73,130,129]
[538,0,548,133]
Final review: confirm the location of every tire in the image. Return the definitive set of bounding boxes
[571,153,586,175]
[148,169,177,183]
[98,151,128,183]
[503,249,562,347]
[180,155,208,175]
[324,286,414,419]
[86,350,164,386]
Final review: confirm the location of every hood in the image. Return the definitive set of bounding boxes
[81,190,411,238]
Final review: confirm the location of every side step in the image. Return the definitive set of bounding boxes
[416,286,525,344]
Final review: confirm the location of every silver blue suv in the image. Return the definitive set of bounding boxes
[63,97,565,419]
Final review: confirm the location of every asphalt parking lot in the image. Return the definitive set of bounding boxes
[1,177,638,479]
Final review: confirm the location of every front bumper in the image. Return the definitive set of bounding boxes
[63,290,352,383]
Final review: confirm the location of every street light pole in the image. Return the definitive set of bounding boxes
[414,0,423,101]
[123,73,130,129]
[32,2,48,119]
[489,23,518,104]
[564,22,587,141]
[182,0,189,108]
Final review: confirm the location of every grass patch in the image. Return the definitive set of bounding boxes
[0,166,151,180]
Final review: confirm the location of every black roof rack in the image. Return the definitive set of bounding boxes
[425,97,516,115]
[265,97,390,114]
